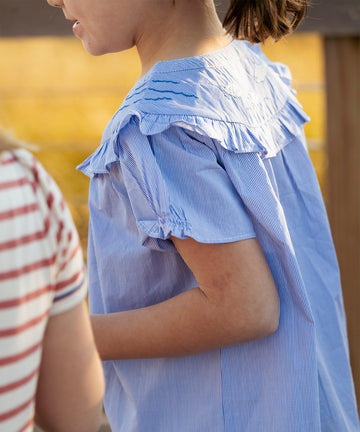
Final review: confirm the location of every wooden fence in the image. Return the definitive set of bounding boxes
[1,0,360,413]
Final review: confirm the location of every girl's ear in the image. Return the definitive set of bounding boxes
[223,0,307,43]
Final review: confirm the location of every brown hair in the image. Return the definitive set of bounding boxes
[223,0,307,43]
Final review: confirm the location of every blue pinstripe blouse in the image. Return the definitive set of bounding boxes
[78,40,360,431]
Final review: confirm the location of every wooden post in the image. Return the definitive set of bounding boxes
[325,36,360,407]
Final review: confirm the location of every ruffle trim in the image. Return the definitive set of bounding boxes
[78,40,310,177]
[78,91,309,178]
[137,208,256,247]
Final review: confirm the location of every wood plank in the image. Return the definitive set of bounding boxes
[325,36,360,408]
[299,0,360,35]
[0,0,72,37]
[0,0,359,37]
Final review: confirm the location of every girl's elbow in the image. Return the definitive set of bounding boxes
[231,298,280,343]
[251,298,280,340]
[259,310,280,338]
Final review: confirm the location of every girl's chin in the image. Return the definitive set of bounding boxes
[72,21,83,39]
[72,22,102,56]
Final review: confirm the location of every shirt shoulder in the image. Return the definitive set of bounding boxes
[0,149,87,316]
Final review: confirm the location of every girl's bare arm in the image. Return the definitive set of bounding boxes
[35,301,105,432]
[91,237,280,360]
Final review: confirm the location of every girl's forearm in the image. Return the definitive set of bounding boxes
[91,285,278,360]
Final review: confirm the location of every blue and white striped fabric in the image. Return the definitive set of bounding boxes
[78,40,360,432]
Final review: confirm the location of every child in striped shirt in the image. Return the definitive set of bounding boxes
[0,128,104,432]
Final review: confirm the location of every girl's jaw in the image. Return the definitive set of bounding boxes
[46,0,229,72]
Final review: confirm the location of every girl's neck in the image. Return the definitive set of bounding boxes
[135,0,231,78]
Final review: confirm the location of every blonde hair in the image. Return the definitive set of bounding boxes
[0,128,36,152]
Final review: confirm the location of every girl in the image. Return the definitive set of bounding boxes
[46,0,360,430]
[0,128,104,432]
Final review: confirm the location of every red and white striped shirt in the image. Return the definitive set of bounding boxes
[0,149,87,432]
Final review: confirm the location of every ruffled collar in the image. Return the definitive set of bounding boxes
[78,40,309,177]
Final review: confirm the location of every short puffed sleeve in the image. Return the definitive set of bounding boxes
[115,118,256,250]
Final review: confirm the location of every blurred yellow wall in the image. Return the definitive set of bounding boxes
[262,34,326,197]
[0,34,326,253]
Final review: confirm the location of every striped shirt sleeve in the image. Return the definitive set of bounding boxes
[0,149,86,431]
[22,149,88,315]
[50,190,87,316]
